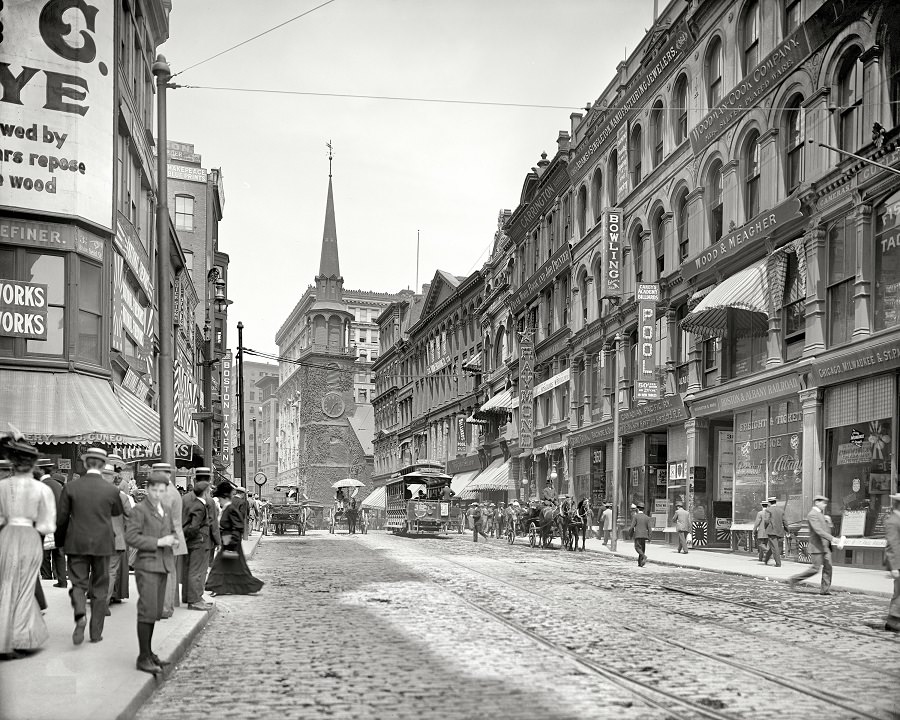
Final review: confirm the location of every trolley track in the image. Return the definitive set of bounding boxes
[433,552,896,720]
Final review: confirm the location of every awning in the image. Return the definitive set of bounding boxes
[460,458,511,496]
[361,485,386,509]
[461,351,482,372]
[680,260,769,338]
[465,413,489,426]
[450,468,480,496]
[478,389,513,414]
[115,386,199,461]
[687,284,715,310]
[0,370,145,445]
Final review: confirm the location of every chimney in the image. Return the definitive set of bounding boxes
[557,131,570,155]
[570,112,583,139]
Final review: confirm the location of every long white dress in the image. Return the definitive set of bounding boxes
[0,473,56,653]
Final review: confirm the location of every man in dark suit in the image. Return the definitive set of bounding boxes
[232,487,250,540]
[181,470,213,611]
[789,495,835,594]
[38,461,67,586]
[883,492,900,633]
[752,500,769,563]
[764,496,789,567]
[125,467,179,674]
[630,503,652,567]
[56,447,123,645]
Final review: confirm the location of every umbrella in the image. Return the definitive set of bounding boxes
[332,478,365,489]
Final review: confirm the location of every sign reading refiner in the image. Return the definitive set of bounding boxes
[0,280,48,339]
[0,1,115,231]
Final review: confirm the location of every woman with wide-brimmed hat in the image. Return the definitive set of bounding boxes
[205,481,263,596]
[0,431,57,658]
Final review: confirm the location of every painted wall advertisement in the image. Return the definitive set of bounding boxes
[222,351,233,469]
[518,331,534,450]
[600,208,623,299]
[0,0,115,231]
[635,283,660,400]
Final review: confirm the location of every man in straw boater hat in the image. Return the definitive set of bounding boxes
[125,464,179,674]
[56,447,124,645]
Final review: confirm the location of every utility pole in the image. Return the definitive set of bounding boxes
[610,333,622,552]
[152,55,174,465]
[237,320,246,488]
[252,413,259,480]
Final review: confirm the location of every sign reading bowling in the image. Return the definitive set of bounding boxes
[601,209,623,298]
[0,280,48,339]
[635,283,660,400]
[0,0,115,231]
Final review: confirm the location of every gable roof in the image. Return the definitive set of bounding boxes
[420,270,461,318]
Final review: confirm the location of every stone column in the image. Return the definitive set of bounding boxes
[758,128,781,211]
[616,332,630,412]
[659,212,674,277]
[601,343,614,422]
[860,46,887,138]
[722,159,740,232]
[686,186,705,253]
[803,224,827,355]
[684,417,709,519]
[665,307,677,396]
[583,352,593,425]
[800,388,824,512]
[766,249,785,368]
[853,203,873,340]
[802,88,832,179]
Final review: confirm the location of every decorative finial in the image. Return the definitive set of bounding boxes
[326,139,333,178]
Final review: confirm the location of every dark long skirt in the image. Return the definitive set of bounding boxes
[205,542,263,596]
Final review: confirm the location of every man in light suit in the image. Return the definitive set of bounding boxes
[157,463,188,618]
[764,496,790,567]
[883,492,900,633]
[673,502,691,554]
[752,500,769,562]
[789,495,835,594]
[630,503,652,567]
[56,448,123,645]
[601,504,613,545]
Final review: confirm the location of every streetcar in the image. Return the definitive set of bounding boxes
[385,462,461,536]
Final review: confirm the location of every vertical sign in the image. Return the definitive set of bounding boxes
[635,283,661,400]
[518,329,534,450]
[600,209,623,298]
[222,351,233,470]
[616,127,629,202]
[0,1,115,231]
[456,416,467,455]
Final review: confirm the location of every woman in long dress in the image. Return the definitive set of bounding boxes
[0,433,56,657]
[205,481,263,596]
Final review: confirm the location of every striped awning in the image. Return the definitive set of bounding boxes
[680,260,769,338]
[687,284,715,310]
[460,459,511,496]
[477,389,513,414]
[461,351,482,372]
[0,370,145,445]
[115,386,199,459]
[450,469,480,496]
[361,485,386,509]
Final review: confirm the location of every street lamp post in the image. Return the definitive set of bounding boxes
[251,413,259,480]
[152,55,174,465]
[237,321,246,488]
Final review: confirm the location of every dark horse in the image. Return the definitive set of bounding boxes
[565,498,589,551]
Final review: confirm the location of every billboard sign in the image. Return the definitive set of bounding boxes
[0,280,48,339]
[635,283,660,400]
[0,0,115,231]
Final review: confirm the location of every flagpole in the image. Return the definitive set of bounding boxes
[416,229,420,292]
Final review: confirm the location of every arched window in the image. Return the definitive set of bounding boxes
[673,74,689,145]
[653,211,666,279]
[676,190,690,261]
[650,100,664,168]
[630,124,643,186]
[707,160,724,243]
[592,170,603,221]
[562,194,570,242]
[580,271,589,322]
[632,225,645,285]
[608,151,618,206]
[546,212,554,259]
[744,130,761,219]
[560,274,569,326]
[577,185,588,237]
[837,46,864,151]
[706,37,724,107]
[785,94,805,193]
[741,1,760,73]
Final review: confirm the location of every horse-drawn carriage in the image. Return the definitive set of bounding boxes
[385,463,462,536]
[269,502,313,535]
[328,478,367,534]
[506,496,588,550]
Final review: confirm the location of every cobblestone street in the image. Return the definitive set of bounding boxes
[136,532,899,720]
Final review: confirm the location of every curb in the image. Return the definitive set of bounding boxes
[116,606,217,720]
[584,544,893,599]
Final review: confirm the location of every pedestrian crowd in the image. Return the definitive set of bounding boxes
[0,432,264,675]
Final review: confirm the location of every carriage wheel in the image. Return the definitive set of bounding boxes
[529,523,537,548]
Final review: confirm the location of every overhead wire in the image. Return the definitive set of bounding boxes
[170,0,339,79]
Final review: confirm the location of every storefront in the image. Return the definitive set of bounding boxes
[811,338,900,567]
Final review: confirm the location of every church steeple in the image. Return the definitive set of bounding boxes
[317,175,341,281]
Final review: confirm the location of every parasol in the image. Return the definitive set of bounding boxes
[332,478,366,489]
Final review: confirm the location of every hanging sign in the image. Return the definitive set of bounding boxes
[222,352,233,468]
[600,208,623,298]
[456,416,467,454]
[518,331,534,450]
[635,283,660,400]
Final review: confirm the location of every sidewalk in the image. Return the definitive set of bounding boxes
[581,534,894,598]
[0,533,262,720]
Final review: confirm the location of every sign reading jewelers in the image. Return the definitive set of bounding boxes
[0,1,115,231]
[0,280,48,339]
[518,331,534,450]
[635,283,660,400]
[680,198,803,282]
[600,208,623,298]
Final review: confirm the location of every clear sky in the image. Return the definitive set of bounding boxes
[160,0,654,353]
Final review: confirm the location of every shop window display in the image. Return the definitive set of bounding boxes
[875,190,900,331]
